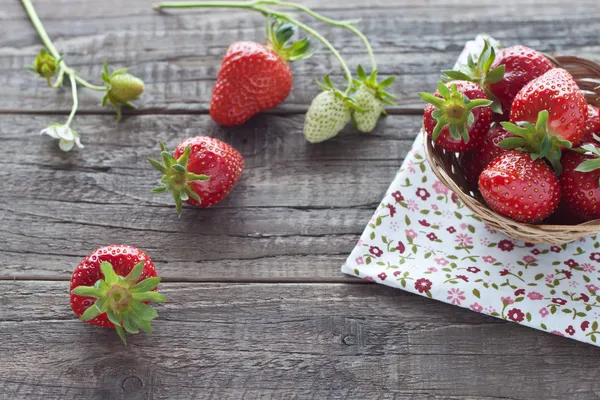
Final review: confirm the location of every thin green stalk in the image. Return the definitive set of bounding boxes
[75,75,108,91]
[65,74,78,127]
[267,0,376,71]
[155,1,354,94]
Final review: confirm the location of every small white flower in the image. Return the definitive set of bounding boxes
[40,124,84,152]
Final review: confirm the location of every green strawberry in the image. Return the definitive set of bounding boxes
[101,61,145,121]
[351,66,396,133]
[303,77,357,143]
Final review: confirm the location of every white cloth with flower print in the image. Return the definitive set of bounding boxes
[342,129,600,346]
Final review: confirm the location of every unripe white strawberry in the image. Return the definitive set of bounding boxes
[350,66,396,133]
[352,85,384,133]
[303,90,351,143]
[101,61,145,121]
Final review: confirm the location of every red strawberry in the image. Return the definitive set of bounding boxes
[581,105,600,144]
[559,146,600,222]
[419,81,493,152]
[444,42,553,118]
[510,68,587,146]
[70,245,166,344]
[461,124,512,185]
[210,20,312,126]
[479,150,560,223]
[149,136,244,215]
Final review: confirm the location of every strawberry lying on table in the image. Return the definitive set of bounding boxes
[210,19,312,126]
[70,245,167,345]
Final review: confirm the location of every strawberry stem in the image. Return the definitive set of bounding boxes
[153,0,357,95]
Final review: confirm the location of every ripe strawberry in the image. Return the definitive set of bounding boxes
[419,81,492,152]
[351,66,396,133]
[303,77,357,143]
[511,68,587,146]
[479,150,560,223]
[210,20,312,126]
[559,145,600,222]
[149,137,244,215]
[460,124,512,185]
[70,245,166,344]
[581,105,600,144]
[444,41,553,118]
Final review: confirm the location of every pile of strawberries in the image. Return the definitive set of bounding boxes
[420,41,600,225]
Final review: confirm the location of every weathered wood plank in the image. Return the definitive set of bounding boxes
[1,281,599,400]
[1,0,599,112]
[0,113,418,280]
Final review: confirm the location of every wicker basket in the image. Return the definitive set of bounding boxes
[424,55,600,245]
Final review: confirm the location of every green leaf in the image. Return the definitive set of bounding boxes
[172,164,186,173]
[498,137,526,149]
[121,311,139,334]
[126,261,145,282]
[71,286,105,298]
[535,110,549,133]
[115,325,127,345]
[133,316,152,334]
[472,288,480,299]
[575,158,600,173]
[100,261,119,285]
[150,186,167,194]
[442,70,472,81]
[106,309,122,327]
[418,92,445,109]
[379,76,395,88]
[130,301,159,321]
[80,303,103,321]
[486,65,505,83]
[131,277,161,293]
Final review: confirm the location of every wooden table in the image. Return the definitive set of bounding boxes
[2,0,600,398]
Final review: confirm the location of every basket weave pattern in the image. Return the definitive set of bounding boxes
[425,56,600,245]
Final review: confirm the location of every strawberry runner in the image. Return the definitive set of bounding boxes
[342,36,600,346]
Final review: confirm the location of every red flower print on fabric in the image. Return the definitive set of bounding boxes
[565,325,576,336]
[551,298,567,305]
[467,267,480,273]
[416,188,430,201]
[426,232,438,241]
[447,288,466,305]
[590,252,600,262]
[564,259,578,268]
[527,292,543,300]
[498,240,515,252]
[514,289,525,296]
[369,246,383,257]
[581,321,590,331]
[507,308,525,322]
[446,226,456,234]
[550,246,562,253]
[391,191,404,202]
[377,272,387,280]
[414,278,432,293]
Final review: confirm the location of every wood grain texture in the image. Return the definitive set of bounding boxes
[2,281,600,400]
[1,0,599,112]
[0,113,418,280]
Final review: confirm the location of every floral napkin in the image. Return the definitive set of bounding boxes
[342,36,600,346]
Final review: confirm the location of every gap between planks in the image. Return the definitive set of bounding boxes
[0,276,371,284]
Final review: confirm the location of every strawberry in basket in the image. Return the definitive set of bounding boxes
[418,81,493,152]
[444,40,554,120]
[560,143,600,222]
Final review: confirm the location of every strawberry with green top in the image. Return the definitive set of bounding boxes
[70,245,166,345]
[101,61,145,121]
[581,105,600,145]
[460,124,512,186]
[559,143,600,222]
[149,137,244,215]
[303,76,361,143]
[418,81,493,152]
[444,41,553,118]
[499,69,588,173]
[210,19,312,126]
[478,150,560,223]
[351,65,396,133]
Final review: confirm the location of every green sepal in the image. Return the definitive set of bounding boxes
[354,66,397,107]
[267,17,313,62]
[575,144,600,179]
[419,82,492,145]
[499,110,572,174]
[442,39,505,114]
[70,260,167,345]
[148,142,211,216]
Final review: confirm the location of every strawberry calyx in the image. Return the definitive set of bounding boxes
[418,82,492,143]
[70,261,167,345]
[500,110,572,174]
[266,17,313,62]
[442,39,505,114]
[574,140,600,184]
[148,142,210,216]
[317,75,365,112]
[353,65,397,108]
